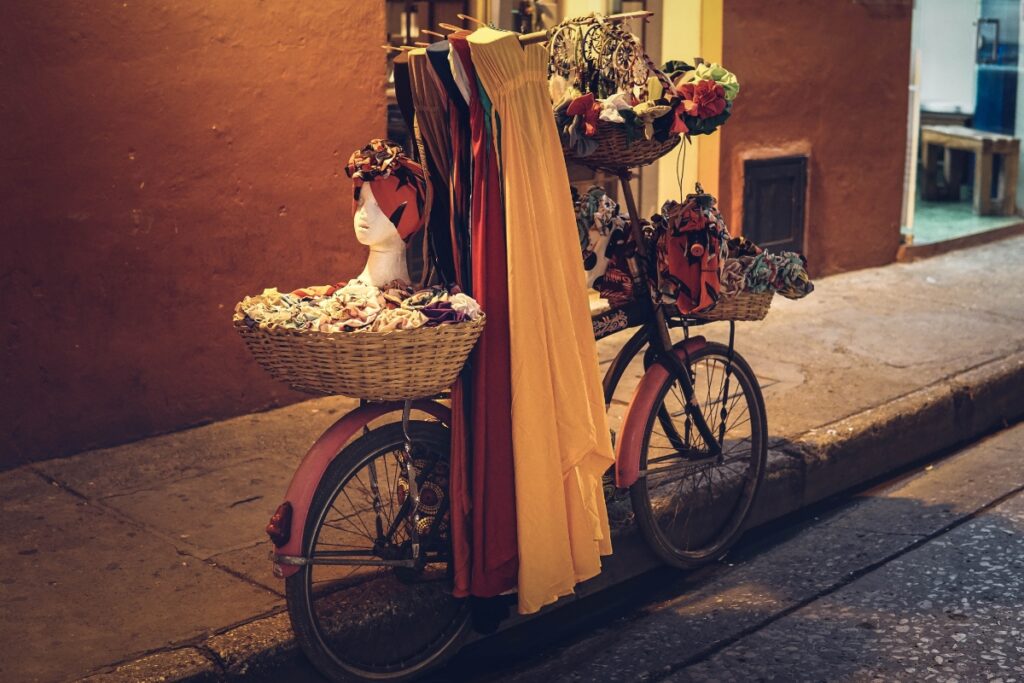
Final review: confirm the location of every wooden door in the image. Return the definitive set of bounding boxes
[742,156,808,253]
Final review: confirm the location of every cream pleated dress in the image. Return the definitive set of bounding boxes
[468,26,615,615]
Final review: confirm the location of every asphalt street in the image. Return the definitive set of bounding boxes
[255,421,1024,683]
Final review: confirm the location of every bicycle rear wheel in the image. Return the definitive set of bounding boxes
[631,342,767,568]
[285,420,469,683]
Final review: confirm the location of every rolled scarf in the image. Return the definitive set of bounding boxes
[345,139,427,241]
[720,257,751,297]
[743,251,814,299]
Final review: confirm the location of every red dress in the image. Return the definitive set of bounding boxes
[450,34,518,597]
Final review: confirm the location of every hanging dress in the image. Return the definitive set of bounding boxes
[449,33,519,598]
[427,41,472,289]
[468,27,615,615]
[408,48,472,593]
[408,49,457,286]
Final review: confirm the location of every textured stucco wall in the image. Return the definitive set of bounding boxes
[718,0,912,276]
[1,2,386,465]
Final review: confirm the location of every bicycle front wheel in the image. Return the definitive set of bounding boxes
[285,420,470,683]
[631,342,767,568]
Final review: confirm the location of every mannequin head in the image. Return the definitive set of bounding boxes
[345,139,426,242]
[353,183,405,249]
[345,140,425,287]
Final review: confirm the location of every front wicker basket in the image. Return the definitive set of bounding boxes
[562,120,681,171]
[692,291,774,322]
[234,314,485,401]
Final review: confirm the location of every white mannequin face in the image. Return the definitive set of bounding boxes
[353,184,404,248]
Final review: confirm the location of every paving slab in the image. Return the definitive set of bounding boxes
[0,468,281,683]
[669,483,1024,682]
[209,543,285,597]
[34,394,360,497]
[483,423,1024,683]
[100,456,295,556]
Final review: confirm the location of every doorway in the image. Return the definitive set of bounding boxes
[903,0,1024,250]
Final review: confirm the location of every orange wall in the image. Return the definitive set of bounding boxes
[718,0,912,276]
[1,1,385,466]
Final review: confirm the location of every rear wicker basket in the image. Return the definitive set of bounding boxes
[233,314,485,401]
[692,291,773,322]
[562,121,681,171]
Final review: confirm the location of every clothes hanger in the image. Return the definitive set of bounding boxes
[456,13,486,27]
[518,9,654,45]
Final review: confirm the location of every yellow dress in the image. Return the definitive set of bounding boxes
[468,27,614,615]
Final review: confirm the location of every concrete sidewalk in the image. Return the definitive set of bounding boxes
[2,236,1023,682]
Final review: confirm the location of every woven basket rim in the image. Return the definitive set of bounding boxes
[233,312,486,340]
[717,290,774,300]
[563,122,682,170]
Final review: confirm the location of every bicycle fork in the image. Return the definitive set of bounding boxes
[616,170,723,458]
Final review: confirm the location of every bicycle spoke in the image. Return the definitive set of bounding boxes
[635,346,766,567]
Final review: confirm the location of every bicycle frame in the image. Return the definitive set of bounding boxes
[269,170,725,575]
[595,171,723,483]
[270,399,450,578]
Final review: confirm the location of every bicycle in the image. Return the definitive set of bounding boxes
[265,168,768,682]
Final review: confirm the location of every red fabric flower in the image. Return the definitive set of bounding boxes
[567,93,601,136]
[670,101,690,135]
[679,80,727,120]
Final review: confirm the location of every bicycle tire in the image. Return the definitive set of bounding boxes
[286,421,470,683]
[631,342,767,568]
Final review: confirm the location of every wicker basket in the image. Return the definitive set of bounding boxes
[692,291,774,322]
[234,314,485,400]
[562,120,681,171]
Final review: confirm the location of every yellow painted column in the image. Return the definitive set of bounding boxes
[656,0,702,205]
[696,0,723,197]
[561,0,608,19]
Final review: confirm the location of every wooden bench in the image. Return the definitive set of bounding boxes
[920,124,1019,216]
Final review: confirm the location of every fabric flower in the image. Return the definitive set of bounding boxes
[598,91,633,124]
[632,102,673,140]
[694,62,739,101]
[448,292,483,320]
[567,93,601,137]
[646,76,665,103]
[369,307,427,333]
[402,288,446,310]
[669,102,691,135]
[679,80,727,120]
[237,281,482,333]
[421,300,467,326]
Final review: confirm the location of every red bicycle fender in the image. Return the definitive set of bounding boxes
[272,400,451,578]
[615,337,707,489]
